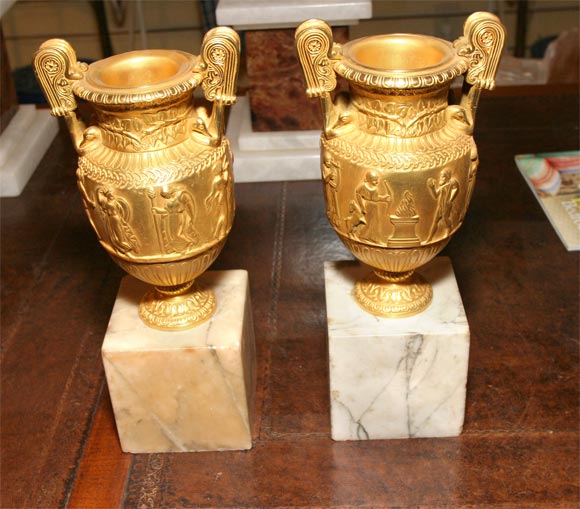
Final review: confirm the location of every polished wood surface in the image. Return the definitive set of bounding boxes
[1,88,579,508]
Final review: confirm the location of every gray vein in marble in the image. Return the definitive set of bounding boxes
[104,358,189,452]
[410,379,464,436]
[334,351,409,440]
[403,334,424,437]
[409,342,439,394]
[204,321,249,435]
[333,398,369,440]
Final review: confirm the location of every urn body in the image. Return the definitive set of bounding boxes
[34,29,241,329]
[296,14,506,316]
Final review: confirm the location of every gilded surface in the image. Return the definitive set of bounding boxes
[34,27,240,330]
[76,142,233,263]
[296,13,506,317]
[33,39,88,116]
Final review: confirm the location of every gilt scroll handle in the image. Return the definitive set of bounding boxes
[198,27,240,146]
[33,38,88,151]
[295,19,344,139]
[454,12,506,123]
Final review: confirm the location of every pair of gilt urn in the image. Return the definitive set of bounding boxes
[34,12,506,329]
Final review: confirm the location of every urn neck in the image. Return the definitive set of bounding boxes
[350,84,450,138]
[72,49,200,105]
[335,33,467,91]
[93,95,194,152]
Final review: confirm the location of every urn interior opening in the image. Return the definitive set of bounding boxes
[88,50,192,89]
[345,34,454,72]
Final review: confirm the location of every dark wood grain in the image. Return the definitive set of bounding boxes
[1,88,578,509]
[1,127,122,509]
[67,387,132,509]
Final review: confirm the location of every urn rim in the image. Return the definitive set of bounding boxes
[336,33,468,90]
[72,49,200,105]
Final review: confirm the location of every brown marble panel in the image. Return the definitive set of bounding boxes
[245,27,349,131]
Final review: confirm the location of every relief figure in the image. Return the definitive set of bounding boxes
[205,156,233,238]
[461,144,479,221]
[427,169,459,241]
[346,170,393,242]
[322,154,341,227]
[95,188,138,254]
[149,185,198,253]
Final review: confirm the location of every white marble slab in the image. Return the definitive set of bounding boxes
[237,100,320,152]
[228,96,321,182]
[325,257,470,441]
[102,270,256,453]
[0,105,58,197]
[217,0,372,29]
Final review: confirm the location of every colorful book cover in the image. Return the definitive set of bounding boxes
[515,150,580,251]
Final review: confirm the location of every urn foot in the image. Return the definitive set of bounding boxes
[139,280,216,331]
[354,269,433,318]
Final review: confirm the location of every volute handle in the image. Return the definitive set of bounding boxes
[454,12,507,124]
[194,27,241,146]
[295,19,352,139]
[295,19,337,98]
[33,39,88,152]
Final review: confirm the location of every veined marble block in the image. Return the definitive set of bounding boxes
[102,270,256,453]
[325,258,470,441]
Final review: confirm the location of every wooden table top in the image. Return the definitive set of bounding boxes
[2,86,579,508]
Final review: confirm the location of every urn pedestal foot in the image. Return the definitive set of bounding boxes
[102,270,256,453]
[139,280,216,331]
[324,257,470,441]
[354,269,433,318]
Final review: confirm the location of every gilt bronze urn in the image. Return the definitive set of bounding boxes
[34,28,240,330]
[296,12,506,317]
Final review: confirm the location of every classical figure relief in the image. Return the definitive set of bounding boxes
[427,169,459,241]
[322,154,341,227]
[76,178,138,254]
[95,188,138,254]
[205,156,233,239]
[461,144,479,221]
[148,185,199,253]
[389,191,421,247]
[346,170,393,242]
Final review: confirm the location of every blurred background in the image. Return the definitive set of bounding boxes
[2,0,579,103]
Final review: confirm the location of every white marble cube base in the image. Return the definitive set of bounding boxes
[102,270,256,453]
[325,257,470,441]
